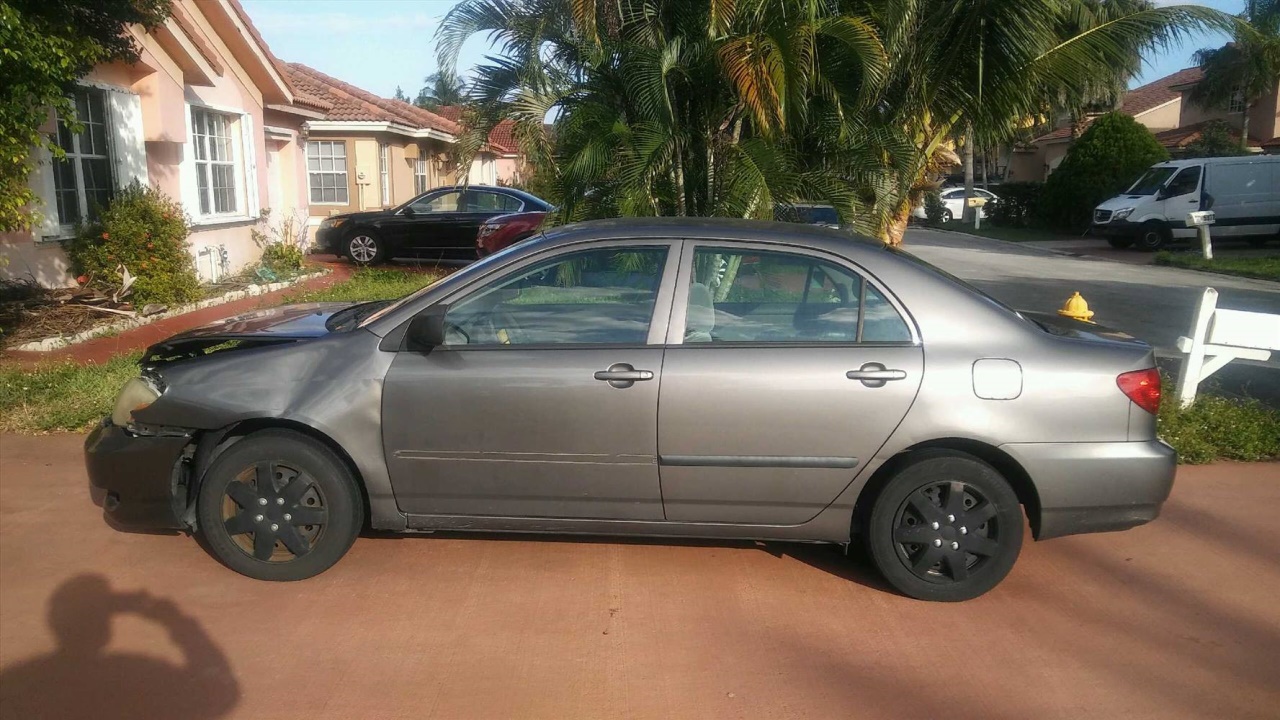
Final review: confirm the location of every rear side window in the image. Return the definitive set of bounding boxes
[682,248,911,344]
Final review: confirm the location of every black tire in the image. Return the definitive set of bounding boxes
[345,232,386,264]
[1133,221,1169,251]
[1106,236,1134,249]
[196,430,364,581]
[864,450,1023,602]
[941,209,954,223]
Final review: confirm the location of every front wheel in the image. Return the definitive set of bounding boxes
[864,450,1023,601]
[1106,236,1134,249]
[1134,222,1169,251]
[197,430,364,581]
[346,233,386,264]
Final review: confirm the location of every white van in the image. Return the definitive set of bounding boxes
[1091,155,1280,250]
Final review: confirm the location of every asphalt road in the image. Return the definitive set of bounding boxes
[1,433,1277,720]
[903,227,1280,404]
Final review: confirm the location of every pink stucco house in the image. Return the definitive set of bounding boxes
[1,0,328,287]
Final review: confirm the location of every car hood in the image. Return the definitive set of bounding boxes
[164,303,355,342]
[326,210,387,222]
[1095,195,1153,211]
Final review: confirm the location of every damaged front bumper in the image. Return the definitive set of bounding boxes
[85,419,193,530]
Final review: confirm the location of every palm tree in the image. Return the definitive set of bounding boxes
[414,71,468,110]
[1187,0,1280,151]
[438,0,1229,244]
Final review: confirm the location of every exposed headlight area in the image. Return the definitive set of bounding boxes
[111,375,164,429]
[320,217,347,229]
[1112,207,1135,221]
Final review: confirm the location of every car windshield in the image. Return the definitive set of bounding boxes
[325,300,394,332]
[1126,167,1176,195]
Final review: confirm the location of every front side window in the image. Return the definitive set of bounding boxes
[414,157,428,194]
[307,140,349,204]
[1164,166,1201,197]
[683,248,911,344]
[191,108,238,215]
[379,142,390,206]
[53,87,113,226]
[444,246,669,346]
[410,190,461,213]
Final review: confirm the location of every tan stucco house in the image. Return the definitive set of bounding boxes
[1,0,326,287]
[1010,66,1280,182]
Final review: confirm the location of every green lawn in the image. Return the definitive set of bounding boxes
[1154,252,1280,282]
[0,353,143,433]
[284,267,444,303]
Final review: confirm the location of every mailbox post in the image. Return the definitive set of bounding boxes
[1187,210,1216,260]
[967,196,987,230]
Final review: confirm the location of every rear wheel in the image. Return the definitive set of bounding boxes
[197,430,363,581]
[941,209,954,223]
[864,450,1023,601]
[1134,221,1169,251]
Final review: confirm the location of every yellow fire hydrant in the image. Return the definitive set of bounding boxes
[1057,291,1095,322]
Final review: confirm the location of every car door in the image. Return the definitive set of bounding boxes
[941,189,964,220]
[1159,165,1202,231]
[381,240,680,520]
[448,190,523,255]
[657,243,923,525]
[395,190,465,253]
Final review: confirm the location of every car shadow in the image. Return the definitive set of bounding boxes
[0,574,239,720]
[367,530,900,597]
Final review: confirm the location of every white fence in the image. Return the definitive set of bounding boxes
[1175,287,1280,407]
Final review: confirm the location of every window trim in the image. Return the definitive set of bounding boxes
[412,238,684,351]
[307,140,350,206]
[379,142,390,206]
[52,86,114,232]
[1228,87,1246,113]
[414,156,429,194]
[190,106,241,217]
[664,240,920,346]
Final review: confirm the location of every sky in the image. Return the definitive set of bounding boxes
[241,0,1246,100]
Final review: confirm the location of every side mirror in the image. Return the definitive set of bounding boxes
[405,305,448,351]
[403,206,417,216]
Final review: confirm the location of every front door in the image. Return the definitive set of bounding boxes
[382,242,678,519]
[658,245,923,525]
[1160,164,1202,235]
[389,189,465,254]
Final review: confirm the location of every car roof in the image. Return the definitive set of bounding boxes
[524,217,885,256]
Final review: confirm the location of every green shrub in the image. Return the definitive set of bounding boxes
[259,241,304,272]
[1181,120,1251,159]
[986,181,1042,227]
[1039,113,1169,233]
[923,191,946,225]
[252,214,307,274]
[66,182,200,305]
[1158,390,1280,464]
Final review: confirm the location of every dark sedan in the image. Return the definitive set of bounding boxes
[315,185,551,263]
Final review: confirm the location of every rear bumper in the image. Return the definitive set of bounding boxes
[84,420,191,530]
[999,439,1176,540]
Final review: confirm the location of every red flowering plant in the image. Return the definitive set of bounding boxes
[67,182,200,305]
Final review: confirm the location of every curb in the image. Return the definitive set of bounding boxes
[12,270,327,353]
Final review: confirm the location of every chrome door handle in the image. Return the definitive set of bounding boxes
[594,363,654,388]
[846,363,907,388]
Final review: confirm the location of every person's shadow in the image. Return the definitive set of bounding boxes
[0,574,239,720]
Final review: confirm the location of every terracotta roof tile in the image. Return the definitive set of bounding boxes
[1153,120,1263,149]
[284,64,459,134]
[224,0,331,111]
[169,2,224,74]
[1119,67,1203,116]
[432,106,519,153]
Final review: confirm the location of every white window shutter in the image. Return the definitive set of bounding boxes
[241,113,259,218]
[31,145,61,240]
[107,90,148,189]
[180,104,200,217]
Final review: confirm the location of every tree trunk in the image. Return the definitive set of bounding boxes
[1240,100,1251,151]
[884,199,911,247]
[981,146,989,190]
[962,125,975,223]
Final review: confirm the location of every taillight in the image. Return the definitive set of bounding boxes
[1117,368,1161,415]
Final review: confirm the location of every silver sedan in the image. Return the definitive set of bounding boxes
[86,218,1174,601]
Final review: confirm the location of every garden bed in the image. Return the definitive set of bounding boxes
[1,269,325,352]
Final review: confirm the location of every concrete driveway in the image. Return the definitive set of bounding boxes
[904,227,1280,402]
[1,433,1278,720]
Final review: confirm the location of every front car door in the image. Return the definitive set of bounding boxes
[657,243,924,524]
[1159,164,1202,237]
[395,189,465,253]
[381,241,680,520]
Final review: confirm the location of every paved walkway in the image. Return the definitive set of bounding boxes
[1,433,1277,720]
[0,259,354,368]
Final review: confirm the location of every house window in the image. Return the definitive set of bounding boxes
[53,87,113,226]
[414,157,428,194]
[379,142,390,205]
[1228,88,1246,113]
[307,140,349,204]
[191,107,238,215]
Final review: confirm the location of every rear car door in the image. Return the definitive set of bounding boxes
[448,190,523,255]
[657,243,923,524]
[381,241,680,520]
